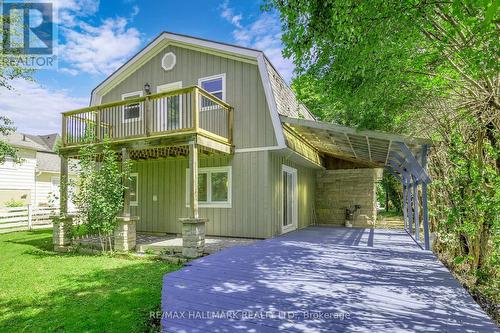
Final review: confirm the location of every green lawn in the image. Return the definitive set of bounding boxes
[0,230,181,332]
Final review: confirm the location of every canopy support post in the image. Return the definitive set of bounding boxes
[413,179,420,242]
[406,173,413,235]
[421,145,430,250]
[402,177,408,231]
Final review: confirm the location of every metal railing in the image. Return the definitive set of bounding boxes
[62,86,233,147]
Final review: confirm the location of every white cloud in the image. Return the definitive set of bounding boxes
[52,1,142,76]
[52,0,100,26]
[220,1,243,29]
[220,2,295,82]
[60,17,141,75]
[0,80,88,134]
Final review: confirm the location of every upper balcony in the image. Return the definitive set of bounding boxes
[60,86,233,156]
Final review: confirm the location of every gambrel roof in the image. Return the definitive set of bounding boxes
[90,31,316,150]
[90,31,431,173]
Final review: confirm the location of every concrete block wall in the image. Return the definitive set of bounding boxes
[316,168,382,227]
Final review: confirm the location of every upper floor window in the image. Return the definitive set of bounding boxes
[198,74,226,110]
[122,91,143,122]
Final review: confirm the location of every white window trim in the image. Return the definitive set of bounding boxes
[281,165,298,234]
[157,81,183,129]
[130,173,138,206]
[185,166,232,208]
[198,73,226,111]
[121,91,143,123]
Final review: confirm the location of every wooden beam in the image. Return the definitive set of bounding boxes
[385,140,392,165]
[344,133,358,159]
[121,148,131,217]
[193,87,200,131]
[385,166,402,183]
[189,141,199,219]
[280,115,433,145]
[397,142,432,184]
[197,134,232,154]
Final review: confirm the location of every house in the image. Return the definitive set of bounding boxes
[0,132,64,207]
[57,32,431,246]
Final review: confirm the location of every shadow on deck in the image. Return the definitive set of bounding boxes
[162,226,497,332]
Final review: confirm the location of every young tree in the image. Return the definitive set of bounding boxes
[71,134,128,253]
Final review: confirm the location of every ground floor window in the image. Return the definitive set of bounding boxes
[186,166,231,208]
[130,173,138,206]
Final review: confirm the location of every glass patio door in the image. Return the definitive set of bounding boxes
[282,165,298,233]
[156,81,182,131]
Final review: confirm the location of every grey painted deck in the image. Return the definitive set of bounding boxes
[162,227,497,332]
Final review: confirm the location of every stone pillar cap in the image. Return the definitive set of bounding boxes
[117,216,139,222]
[179,217,209,224]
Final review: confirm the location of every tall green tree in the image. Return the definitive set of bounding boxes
[266,0,500,317]
[265,0,499,132]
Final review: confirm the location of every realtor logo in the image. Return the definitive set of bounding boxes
[1,1,57,68]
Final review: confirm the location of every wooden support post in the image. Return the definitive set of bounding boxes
[121,148,131,217]
[145,97,151,136]
[61,115,67,146]
[228,107,233,142]
[189,141,199,219]
[60,155,68,216]
[193,87,200,131]
[421,144,430,250]
[413,180,420,242]
[95,109,102,142]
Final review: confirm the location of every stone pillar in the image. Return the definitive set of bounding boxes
[179,218,208,258]
[114,216,138,252]
[52,215,73,252]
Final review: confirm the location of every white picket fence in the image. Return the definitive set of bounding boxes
[0,206,58,233]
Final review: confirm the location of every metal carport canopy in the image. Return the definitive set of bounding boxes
[280,115,431,169]
[281,115,434,250]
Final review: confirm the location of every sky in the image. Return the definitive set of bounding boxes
[0,0,294,135]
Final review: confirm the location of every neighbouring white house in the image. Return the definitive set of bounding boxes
[0,132,71,208]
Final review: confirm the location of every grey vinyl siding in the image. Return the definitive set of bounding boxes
[101,45,277,149]
[96,43,318,239]
[131,150,317,238]
[268,152,317,235]
[130,151,274,238]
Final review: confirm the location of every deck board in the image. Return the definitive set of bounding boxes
[162,227,497,332]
